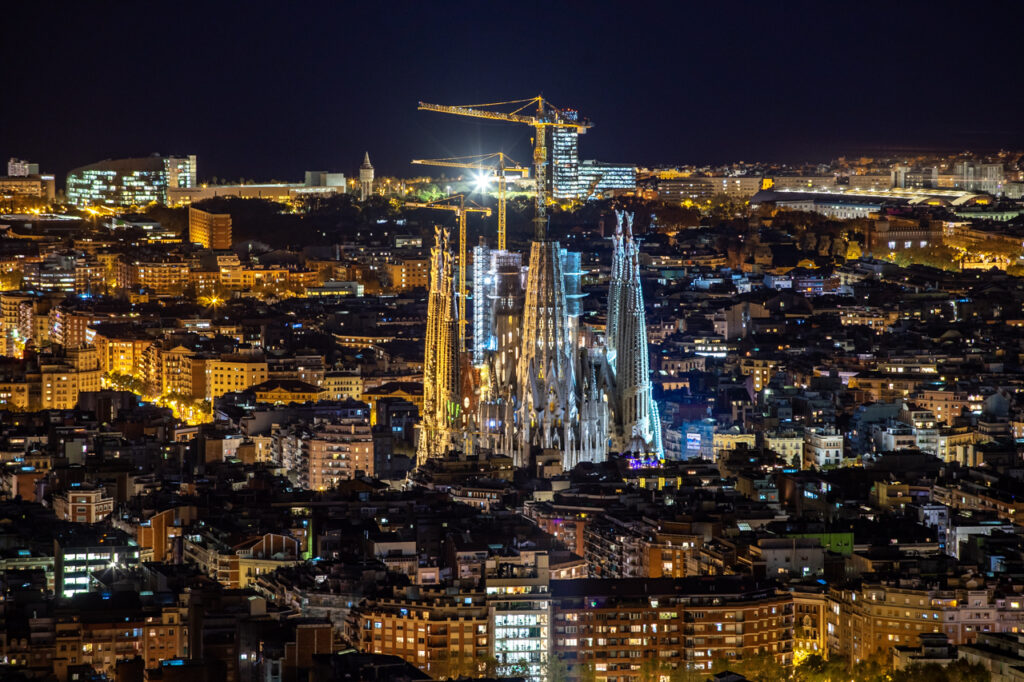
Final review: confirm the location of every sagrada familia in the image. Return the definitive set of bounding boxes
[417,210,662,471]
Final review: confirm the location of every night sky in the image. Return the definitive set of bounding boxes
[4,1,1023,184]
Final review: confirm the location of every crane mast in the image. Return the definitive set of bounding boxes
[411,153,527,250]
[417,96,591,241]
[404,194,491,347]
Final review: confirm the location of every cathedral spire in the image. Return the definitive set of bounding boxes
[607,210,662,457]
[417,228,460,464]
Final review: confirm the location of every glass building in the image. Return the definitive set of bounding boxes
[549,127,580,199]
[66,155,196,207]
[578,160,637,199]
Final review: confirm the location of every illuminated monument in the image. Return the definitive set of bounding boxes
[417,228,461,464]
[420,210,660,472]
[606,210,663,456]
[359,152,374,201]
[415,96,660,471]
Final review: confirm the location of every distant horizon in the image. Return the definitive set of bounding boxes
[10,141,1022,190]
[4,2,1022,184]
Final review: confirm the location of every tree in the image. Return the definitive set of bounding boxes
[794,655,868,682]
[576,661,599,682]
[707,192,749,219]
[0,268,24,291]
[890,660,990,682]
[545,654,571,682]
[731,651,789,682]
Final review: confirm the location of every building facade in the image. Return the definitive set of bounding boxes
[188,206,233,249]
[66,155,196,207]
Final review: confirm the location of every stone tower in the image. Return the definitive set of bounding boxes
[607,210,663,456]
[417,228,461,464]
[359,152,374,201]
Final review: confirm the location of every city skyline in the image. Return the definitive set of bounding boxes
[5,1,1024,183]
[4,4,1024,682]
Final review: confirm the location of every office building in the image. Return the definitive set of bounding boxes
[954,161,1005,195]
[577,160,637,199]
[0,173,56,206]
[304,170,346,188]
[486,551,553,681]
[54,527,140,597]
[189,206,233,249]
[7,158,39,176]
[658,176,763,202]
[549,126,580,199]
[66,155,196,207]
[165,154,197,189]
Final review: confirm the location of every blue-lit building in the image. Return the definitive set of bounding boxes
[66,155,196,207]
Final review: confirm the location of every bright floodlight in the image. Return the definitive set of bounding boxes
[473,174,491,192]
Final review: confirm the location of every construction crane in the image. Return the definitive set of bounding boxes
[411,153,528,251]
[418,96,591,240]
[404,194,491,346]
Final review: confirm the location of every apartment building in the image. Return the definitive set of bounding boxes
[306,420,374,489]
[348,587,489,678]
[551,577,795,676]
[386,259,430,291]
[827,581,1024,663]
[204,354,268,400]
[53,483,114,523]
[803,427,844,469]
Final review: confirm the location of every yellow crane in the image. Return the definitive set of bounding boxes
[404,194,491,346]
[411,153,528,251]
[418,96,591,240]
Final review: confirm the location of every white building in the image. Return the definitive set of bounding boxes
[803,427,844,469]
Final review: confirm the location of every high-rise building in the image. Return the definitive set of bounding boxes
[549,126,580,199]
[359,152,374,201]
[188,206,233,249]
[486,551,552,681]
[164,154,197,189]
[7,158,39,176]
[66,155,197,207]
